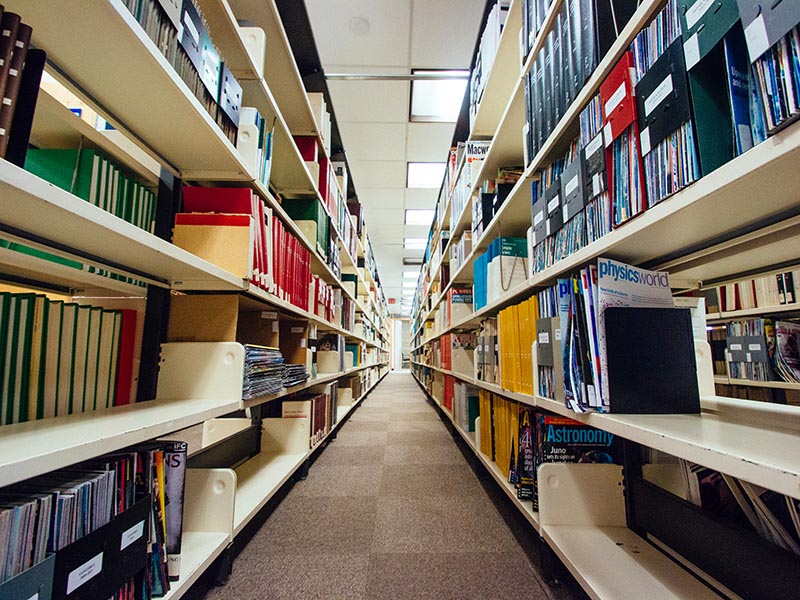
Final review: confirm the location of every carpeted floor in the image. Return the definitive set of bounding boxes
[199,371,585,600]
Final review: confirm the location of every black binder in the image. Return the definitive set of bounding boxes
[583,130,607,201]
[544,178,563,237]
[532,185,548,245]
[604,307,701,414]
[635,39,694,157]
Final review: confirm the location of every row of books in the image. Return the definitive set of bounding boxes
[237,107,275,188]
[444,286,473,329]
[449,231,473,276]
[715,269,800,312]
[0,441,187,597]
[469,1,511,130]
[0,293,137,426]
[521,0,800,281]
[497,295,539,396]
[722,318,800,383]
[475,318,500,386]
[271,382,339,448]
[122,0,242,144]
[174,187,312,312]
[25,148,158,234]
[453,380,480,434]
[472,167,522,242]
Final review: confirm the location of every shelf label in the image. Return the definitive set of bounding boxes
[182,11,200,45]
[640,127,652,156]
[684,33,701,70]
[685,0,714,30]
[547,196,560,213]
[744,14,769,61]
[273,321,279,332]
[564,174,579,197]
[67,552,103,594]
[644,74,674,117]
[603,122,613,147]
[301,339,307,348]
[585,132,604,158]
[748,343,762,351]
[555,328,562,341]
[291,327,304,333]
[120,520,145,550]
[261,311,277,319]
[604,82,626,117]
[593,173,604,197]
[538,332,550,344]
[729,343,743,351]
[533,211,545,226]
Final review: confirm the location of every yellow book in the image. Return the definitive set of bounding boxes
[510,304,521,393]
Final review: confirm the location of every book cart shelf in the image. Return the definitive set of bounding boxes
[411,0,800,598]
[0,0,390,598]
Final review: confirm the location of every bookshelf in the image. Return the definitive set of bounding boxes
[0,0,391,597]
[411,0,800,596]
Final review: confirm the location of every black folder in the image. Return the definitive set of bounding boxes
[604,307,701,414]
[736,0,800,61]
[680,0,741,70]
[0,554,55,600]
[544,178,563,237]
[536,318,556,366]
[179,0,204,72]
[532,186,548,246]
[561,156,587,222]
[635,39,694,157]
[583,130,607,201]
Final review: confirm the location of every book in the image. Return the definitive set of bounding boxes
[163,441,188,582]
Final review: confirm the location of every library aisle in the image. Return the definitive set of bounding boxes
[199,372,581,600]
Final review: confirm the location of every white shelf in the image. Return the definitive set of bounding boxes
[233,370,387,535]
[536,396,800,500]
[0,160,247,291]
[0,396,241,488]
[30,88,162,185]
[469,0,523,138]
[9,0,251,179]
[542,526,720,600]
[709,302,800,321]
[161,531,230,600]
[720,378,800,391]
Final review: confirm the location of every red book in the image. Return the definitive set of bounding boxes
[183,187,255,215]
[600,51,647,219]
[293,136,319,162]
[114,309,138,406]
[174,213,251,226]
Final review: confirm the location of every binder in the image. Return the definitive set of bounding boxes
[583,130,606,200]
[561,155,586,223]
[635,39,694,158]
[531,182,548,245]
[603,307,701,414]
[544,178,563,237]
[680,0,742,70]
[0,553,55,600]
[735,0,800,61]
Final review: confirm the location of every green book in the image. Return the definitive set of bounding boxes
[24,148,98,202]
[43,300,64,419]
[57,304,79,417]
[0,293,10,425]
[283,197,330,259]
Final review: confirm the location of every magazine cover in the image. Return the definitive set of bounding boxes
[775,321,800,383]
[596,258,673,409]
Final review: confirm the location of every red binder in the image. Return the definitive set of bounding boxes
[114,309,138,406]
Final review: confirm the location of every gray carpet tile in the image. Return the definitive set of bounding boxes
[378,464,484,498]
[365,551,551,600]
[198,372,584,600]
[293,465,383,498]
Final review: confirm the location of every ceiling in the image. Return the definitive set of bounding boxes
[304,0,486,316]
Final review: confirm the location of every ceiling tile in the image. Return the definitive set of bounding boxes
[305,0,412,67]
[405,187,440,209]
[338,123,407,161]
[327,79,410,123]
[363,207,404,225]
[411,0,485,68]
[348,160,407,189]
[406,122,455,162]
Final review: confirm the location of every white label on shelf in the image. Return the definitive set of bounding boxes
[291,327,304,333]
[640,127,652,156]
[564,174,579,197]
[593,173,603,196]
[729,343,743,351]
[8,69,16,78]
[547,196,560,213]
[686,0,715,29]
[563,204,570,222]
[183,11,200,45]
[272,321,279,333]
[311,346,316,352]
[120,520,145,550]
[644,75,674,117]
[533,211,544,226]
[748,343,762,351]
[301,339,307,348]
[538,332,550,344]
[261,311,277,319]
[744,14,769,61]
[604,82,626,116]
[67,553,103,594]
[586,132,604,158]
[746,352,752,362]
[555,328,562,341]
[603,122,613,147]
[1,97,10,106]
[684,33,701,70]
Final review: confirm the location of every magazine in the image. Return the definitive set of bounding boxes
[774,321,800,383]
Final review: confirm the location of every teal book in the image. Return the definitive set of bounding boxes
[24,148,98,202]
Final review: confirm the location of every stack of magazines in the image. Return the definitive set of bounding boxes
[242,345,284,399]
[283,364,310,388]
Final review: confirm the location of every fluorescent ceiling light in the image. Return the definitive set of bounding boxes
[403,237,427,250]
[405,209,435,226]
[407,163,445,189]
[410,69,468,123]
